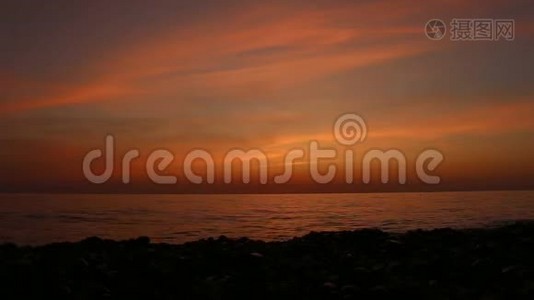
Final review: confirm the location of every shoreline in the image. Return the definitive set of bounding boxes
[2,222,534,299]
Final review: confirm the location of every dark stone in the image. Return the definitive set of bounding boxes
[3,222,534,299]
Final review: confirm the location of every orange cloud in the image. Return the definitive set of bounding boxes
[1,81,136,114]
[1,1,434,114]
[370,99,534,140]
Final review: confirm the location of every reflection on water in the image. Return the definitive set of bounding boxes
[0,191,533,245]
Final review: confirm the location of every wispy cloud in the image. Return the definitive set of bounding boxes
[1,1,433,114]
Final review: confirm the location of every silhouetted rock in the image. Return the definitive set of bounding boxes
[2,221,534,299]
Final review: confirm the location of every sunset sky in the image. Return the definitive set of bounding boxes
[1,0,533,193]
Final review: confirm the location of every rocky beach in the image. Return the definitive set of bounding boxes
[2,222,534,299]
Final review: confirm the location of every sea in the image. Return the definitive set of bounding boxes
[1,190,533,245]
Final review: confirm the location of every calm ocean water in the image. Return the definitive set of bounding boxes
[1,191,533,245]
